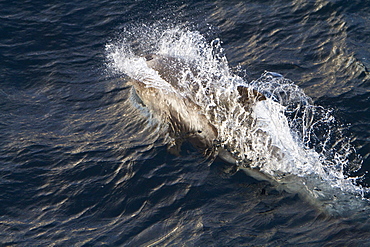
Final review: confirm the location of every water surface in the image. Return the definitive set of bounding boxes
[1,0,370,246]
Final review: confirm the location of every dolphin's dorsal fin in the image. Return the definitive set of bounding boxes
[237,86,266,104]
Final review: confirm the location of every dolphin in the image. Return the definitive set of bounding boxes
[125,53,364,216]
[127,54,284,192]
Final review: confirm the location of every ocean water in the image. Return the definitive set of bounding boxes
[1,0,370,246]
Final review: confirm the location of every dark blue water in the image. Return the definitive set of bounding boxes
[1,0,370,246]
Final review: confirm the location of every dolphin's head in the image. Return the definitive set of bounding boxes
[127,54,219,156]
